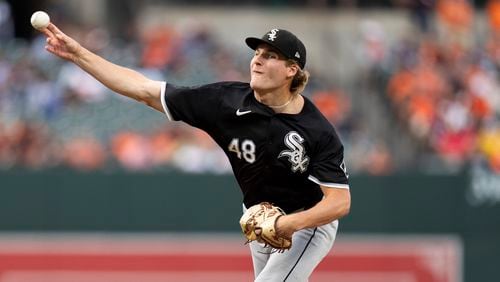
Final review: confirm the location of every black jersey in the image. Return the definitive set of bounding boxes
[161,81,349,214]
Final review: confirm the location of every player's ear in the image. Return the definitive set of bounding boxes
[286,63,299,78]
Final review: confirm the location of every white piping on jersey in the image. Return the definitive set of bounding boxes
[308,175,350,189]
[160,81,174,121]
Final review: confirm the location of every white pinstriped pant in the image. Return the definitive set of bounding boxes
[249,219,339,282]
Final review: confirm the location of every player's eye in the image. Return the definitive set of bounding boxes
[268,53,278,59]
[254,49,279,60]
[261,52,278,60]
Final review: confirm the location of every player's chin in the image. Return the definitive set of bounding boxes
[250,84,265,94]
[250,78,266,91]
[249,79,257,90]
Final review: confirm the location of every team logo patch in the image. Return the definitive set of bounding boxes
[267,29,279,41]
[278,131,309,173]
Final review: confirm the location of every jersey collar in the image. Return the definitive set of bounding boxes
[240,92,276,117]
[242,92,313,118]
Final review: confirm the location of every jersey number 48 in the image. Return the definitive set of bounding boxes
[228,138,256,163]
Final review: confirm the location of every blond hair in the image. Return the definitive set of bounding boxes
[287,59,310,95]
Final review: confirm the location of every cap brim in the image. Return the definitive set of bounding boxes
[245,37,266,50]
[245,37,283,54]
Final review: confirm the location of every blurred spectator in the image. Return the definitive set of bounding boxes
[387,68,414,105]
[149,127,179,168]
[357,20,387,71]
[435,0,474,47]
[111,131,153,171]
[487,0,500,36]
[465,63,499,120]
[311,89,351,128]
[477,120,500,173]
[410,0,435,34]
[363,142,394,175]
[63,135,107,171]
[0,0,13,40]
[432,125,476,166]
[485,37,500,68]
[436,0,473,30]
[141,25,180,69]
[407,93,436,139]
[431,98,476,166]
[58,63,107,104]
[2,121,60,169]
[170,129,231,174]
[346,125,394,175]
[0,123,12,168]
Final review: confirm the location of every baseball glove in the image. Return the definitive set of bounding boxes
[239,202,292,251]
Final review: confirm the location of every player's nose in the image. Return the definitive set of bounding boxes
[251,54,264,66]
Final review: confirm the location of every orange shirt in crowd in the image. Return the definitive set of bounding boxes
[387,70,414,104]
[487,0,500,33]
[312,90,351,124]
[436,0,473,30]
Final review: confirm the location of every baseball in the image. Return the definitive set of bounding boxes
[30,11,50,30]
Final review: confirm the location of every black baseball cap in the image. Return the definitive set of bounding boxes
[245,29,307,69]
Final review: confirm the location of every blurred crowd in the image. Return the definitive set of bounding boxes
[1,0,499,175]
[383,0,500,172]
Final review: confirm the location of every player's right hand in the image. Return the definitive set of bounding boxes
[42,23,83,62]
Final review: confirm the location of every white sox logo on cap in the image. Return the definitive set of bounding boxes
[267,29,279,41]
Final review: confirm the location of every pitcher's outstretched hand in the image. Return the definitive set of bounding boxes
[42,23,83,62]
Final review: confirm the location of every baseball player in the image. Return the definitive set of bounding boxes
[42,24,351,281]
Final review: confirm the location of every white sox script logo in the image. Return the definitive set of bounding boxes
[278,131,309,173]
[267,29,279,41]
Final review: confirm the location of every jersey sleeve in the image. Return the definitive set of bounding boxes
[161,82,222,130]
[308,132,350,189]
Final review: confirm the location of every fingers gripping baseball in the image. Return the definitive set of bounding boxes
[240,202,292,251]
[43,24,82,62]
